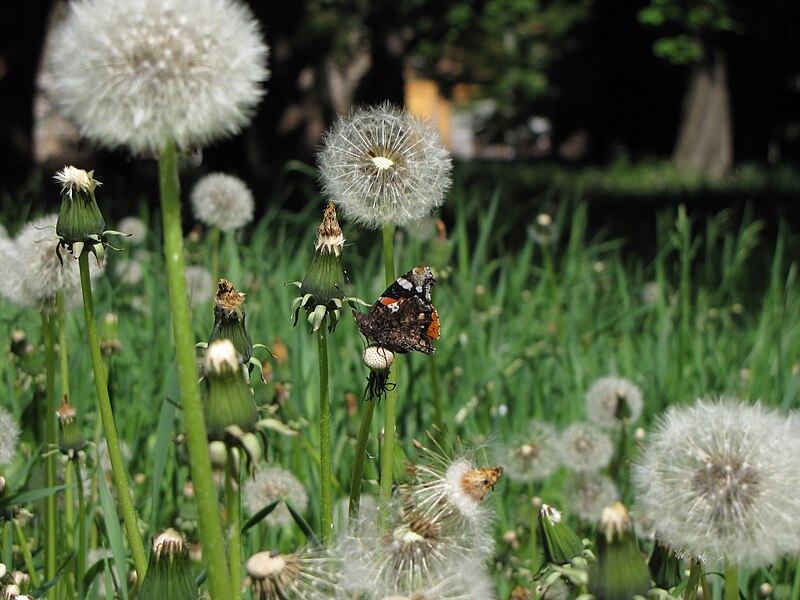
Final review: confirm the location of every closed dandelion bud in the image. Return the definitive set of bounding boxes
[648,540,683,590]
[293,203,349,333]
[54,166,105,259]
[538,504,583,565]
[587,502,651,600]
[137,529,197,600]
[203,339,258,440]
[56,396,86,457]
[209,279,253,363]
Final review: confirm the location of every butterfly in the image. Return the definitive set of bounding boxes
[354,265,440,355]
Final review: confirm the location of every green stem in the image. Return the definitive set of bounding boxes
[318,324,333,542]
[348,401,376,521]
[683,560,703,600]
[158,141,231,598]
[792,555,800,600]
[41,310,58,584]
[225,450,242,600]
[14,520,38,588]
[379,224,397,516]
[724,562,739,600]
[528,482,539,571]
[73,459,86,599]
[78,252,148,580]
[57,293,70,397]
[64,462,76,598]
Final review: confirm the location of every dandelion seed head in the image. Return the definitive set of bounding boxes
[191,172,255,231]
[558,422,613,473]
[184,265,213,307]
[571,474,619,522]
[48,0,269,155]
[243,466,308,527]
[633,397,800,566]
[317,103,452,230]
[117,217,148,245]
[585,377,643,430]
[0,408,20,465]
[496,420,559,482]
[245,549,337,600]
[3,214,100,311]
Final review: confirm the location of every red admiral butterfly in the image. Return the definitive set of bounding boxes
[354,265,440,355]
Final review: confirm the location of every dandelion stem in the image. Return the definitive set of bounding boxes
[226,449,242,599]
[78,252,148,580]
[209,227,221,293]
[41,309,58,584]
[158,140,231,598]
[14,519,38,588]
[684,560,703,600]
[379,223,397,517]
[74,459,86,599]
[318,324,334,542]
[724,562,739,600]
[57,293,70,397]
[349,400,376,521]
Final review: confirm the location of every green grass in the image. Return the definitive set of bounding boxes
[2,164,800,598]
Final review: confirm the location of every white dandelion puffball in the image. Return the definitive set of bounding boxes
[47,0,269,155]
[0,408,20,465]
[585,376,643,430]
[572,474,619,522]
[497,420,559,482]
[190,173,254,231]
[558,422,613,473]
[244,466,309,527]
[184,266,213,307]
[633,398,800,566]
[317,103,452,229]
[2,215,100,311]
[117,216,148,245]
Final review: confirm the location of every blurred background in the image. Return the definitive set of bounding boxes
[2,0,799,226]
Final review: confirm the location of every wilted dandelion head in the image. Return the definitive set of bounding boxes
[571,474,619,522]
[558,422,613,473]
[191,173,255,231]
[584,377,643,430]
[47,0,269,155]
[317,103,452,229]
[634,397,800,566]
[245,548,339,600]
[243,466,308,527]
[2,214,97,311]
[0,408,20,465]
[496,420,559,482]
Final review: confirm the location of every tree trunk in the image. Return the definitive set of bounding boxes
[672,48,733,179]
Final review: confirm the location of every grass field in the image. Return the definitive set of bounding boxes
[2,163,800,599]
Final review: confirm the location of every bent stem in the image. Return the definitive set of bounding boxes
[379,224,397,517]
[318,324,333,542]
[78,252,147,580]
[158,141,231,598]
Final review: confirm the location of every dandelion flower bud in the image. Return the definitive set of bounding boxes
[191,173,255,232]
[243,466,309,527]
[47,0,269,156]
[209,279,253,363]
[202,339,258,440]
[137,529,197,600]
[588,502,651,600]
[584,376,643,430]
[538,504,583,565]
[648,540,683,590]
[56,396,86,458]
[292,203,352,332]
[634,397,800,566]
[0,409,20,466]
[317,103,452,229]
[54,166,105,258]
